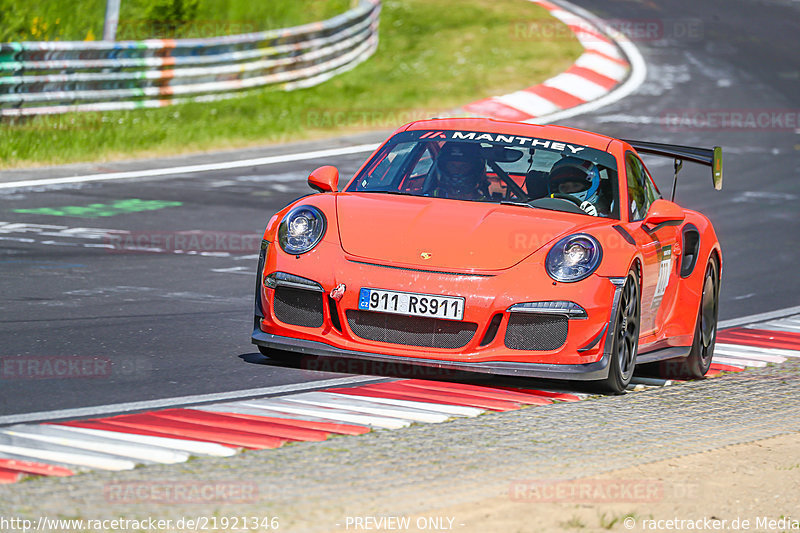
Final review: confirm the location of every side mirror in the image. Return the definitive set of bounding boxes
[644,199,685,226]
[308,166,339,193]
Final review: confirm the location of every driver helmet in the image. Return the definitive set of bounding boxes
[437,142,485,193]
[548,157,601,204]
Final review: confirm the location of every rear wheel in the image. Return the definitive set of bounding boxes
[678,257,720,379]
[598,269,641,394]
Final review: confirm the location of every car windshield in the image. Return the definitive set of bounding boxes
[347,130,620,218]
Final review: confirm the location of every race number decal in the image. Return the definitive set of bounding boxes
[654,246,672,298]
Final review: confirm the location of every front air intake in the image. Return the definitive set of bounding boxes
[273,286,324,328]
[346,310,477,349]
[504,314,568,351]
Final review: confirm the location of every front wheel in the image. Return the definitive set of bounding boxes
[597,269,641,394]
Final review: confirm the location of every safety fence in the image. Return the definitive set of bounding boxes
[0,0,380,117]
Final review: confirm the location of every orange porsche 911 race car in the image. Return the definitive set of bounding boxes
[252,118,724,393]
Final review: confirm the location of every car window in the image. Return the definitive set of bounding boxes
[626,153,658,221]
[347,130,620,219]
[354,142,415,190]
[398,144,436,193]
[409,147,434,178]
[642,162,661,206]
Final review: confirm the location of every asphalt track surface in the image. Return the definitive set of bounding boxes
[1,0,798,417]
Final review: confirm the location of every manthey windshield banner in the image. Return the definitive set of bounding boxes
[397,130,617,168]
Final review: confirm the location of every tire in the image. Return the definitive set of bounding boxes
[598,269,641,394]
[676,257,720,379]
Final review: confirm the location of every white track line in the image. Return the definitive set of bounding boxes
[239,400,411,430]
[713,348,787,364]
[0,443,136,471]
[282,392,451,424]
[1,428,187,464]
[0,376,385,426]
[712,361,745,369]
[327,393,483,417]
[581,41,625,60]
[0,451,86,472]
[768,316,800,326]
[574,53,628,80]
[711,356,767,368]
[52,425,235,457]
[495,91,560,116]
[718,307,800,329]
[546,7,584,25]
[195,403,367,425]
[571,30,612,49]
[0,143,380,190]
[754,320,800,332]
[544,73,609,101]
[715,343,799,359]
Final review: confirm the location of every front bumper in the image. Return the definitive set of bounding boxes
[252,328,611,380]
[252,240,626,380]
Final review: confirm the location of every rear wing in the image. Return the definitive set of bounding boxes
[623,140,723,198]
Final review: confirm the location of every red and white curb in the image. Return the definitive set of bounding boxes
[462,0,646,124]
[1,313,799,484]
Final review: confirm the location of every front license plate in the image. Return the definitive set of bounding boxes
[358,288,465,321]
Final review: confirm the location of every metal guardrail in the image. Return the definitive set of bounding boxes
[0,0,380,117]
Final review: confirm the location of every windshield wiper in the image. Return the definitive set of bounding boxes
[364,190,411,195]
[500,201,534,208]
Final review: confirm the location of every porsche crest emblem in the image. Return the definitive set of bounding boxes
[420,252,432,260]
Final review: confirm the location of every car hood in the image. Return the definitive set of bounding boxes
[336,193,593,271]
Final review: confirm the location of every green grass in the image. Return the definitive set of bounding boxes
[117,0,353,40]
[0,0,583,168]
[0,0,351,41]
[559,516,586,530]
[1,0,105,42]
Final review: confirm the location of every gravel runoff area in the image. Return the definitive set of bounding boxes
[1,361,798,532]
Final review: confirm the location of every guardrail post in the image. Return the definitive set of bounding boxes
[103,0,121,41]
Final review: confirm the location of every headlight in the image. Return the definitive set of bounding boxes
[546,234,602,282]
[278,205,326,255]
